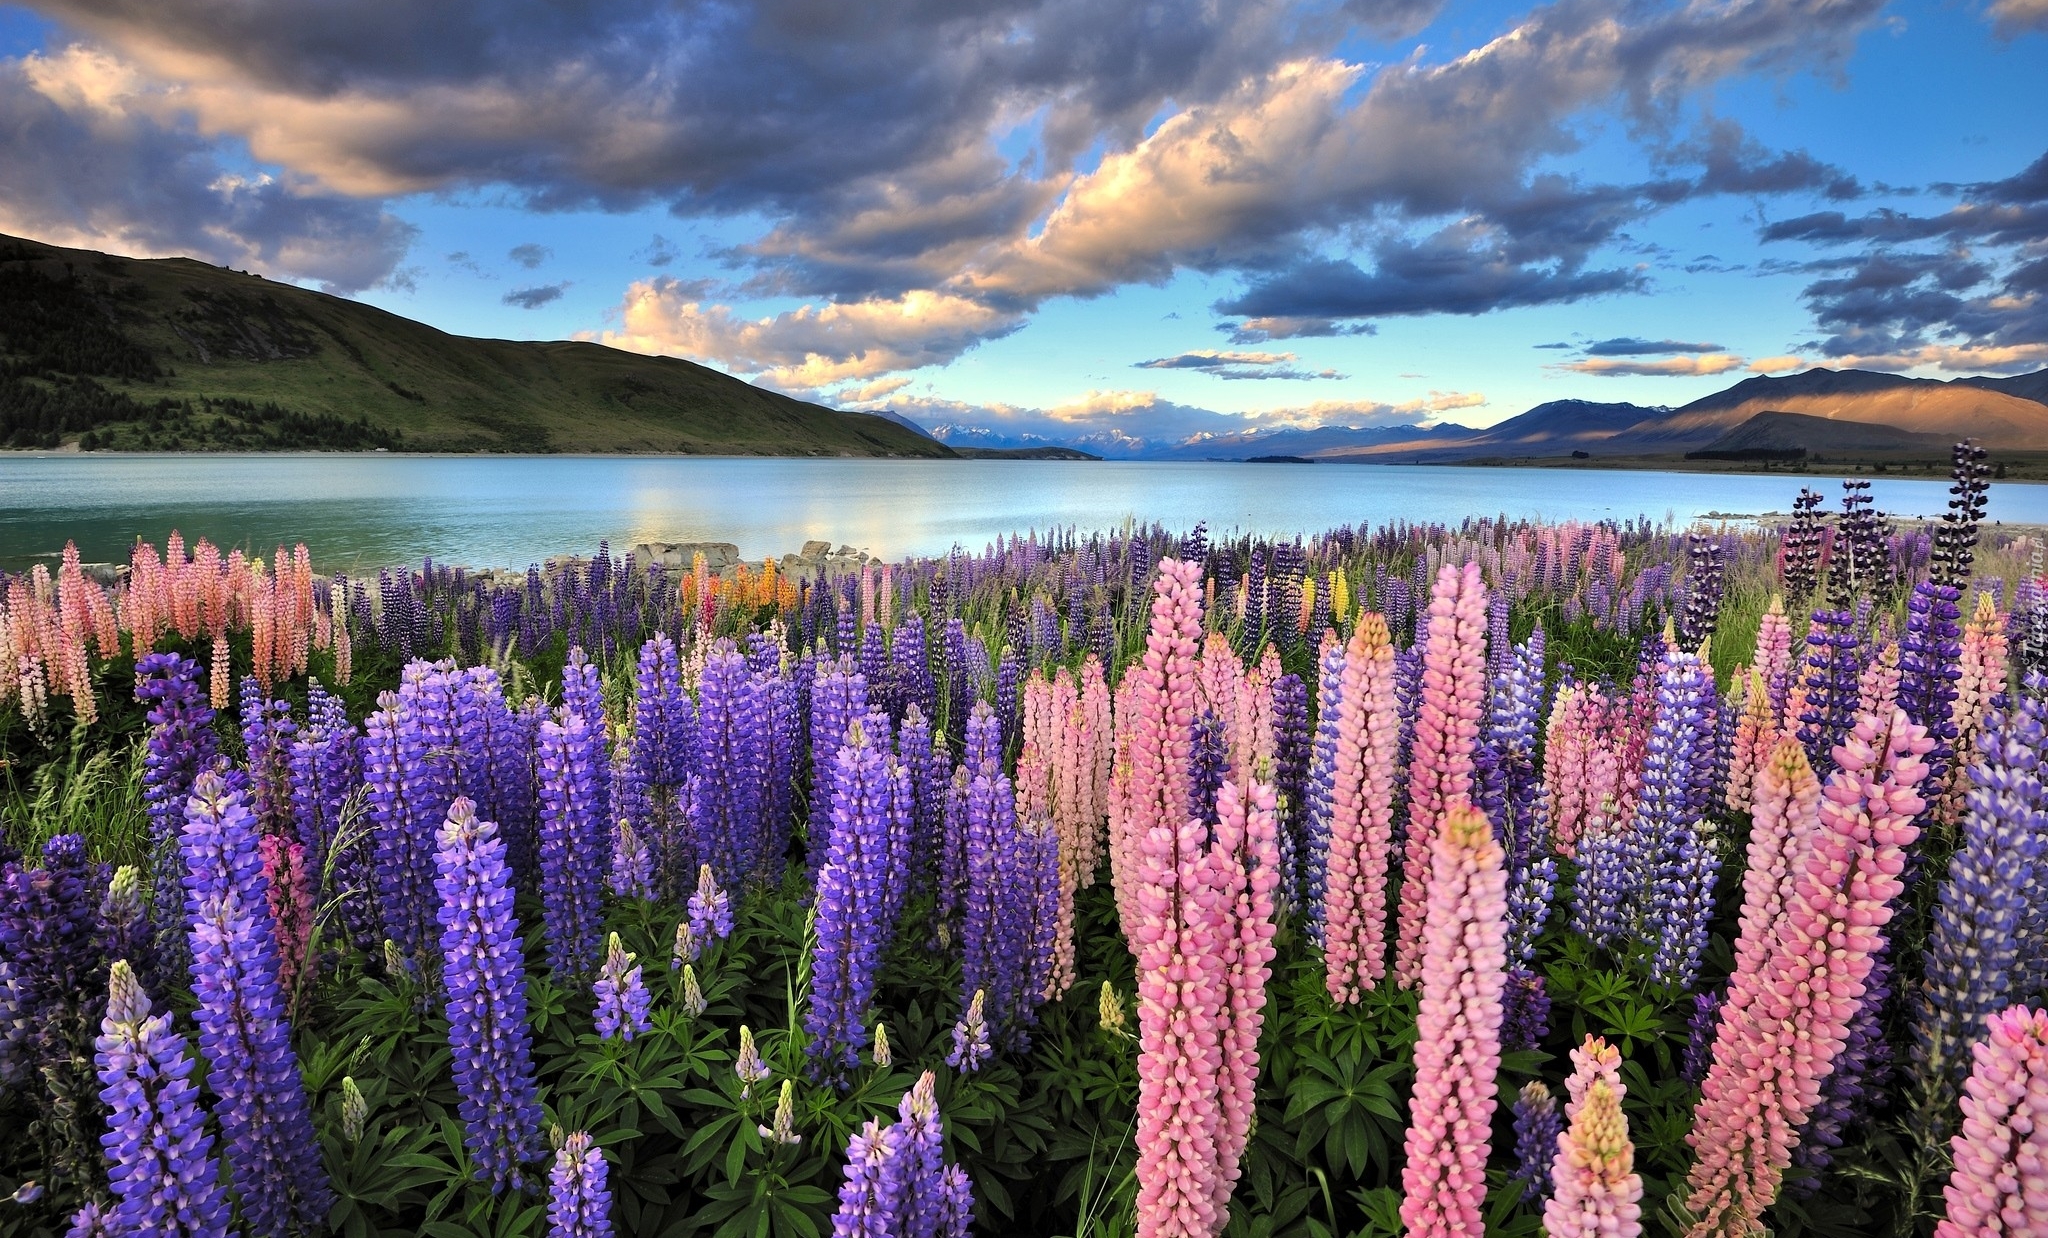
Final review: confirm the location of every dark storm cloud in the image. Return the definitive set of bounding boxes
[502,282,568,308]
[1758,149,2048,368]
[0,53,413,290]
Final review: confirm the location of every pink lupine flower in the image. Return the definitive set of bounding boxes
[1208,776,1281,1213]
[1394,562,1488,989]
[260,833,316,1002]
[1545,681,1606,855]
[1934,1005,2048,1238]
[1399,800,1507,1238]
[1728,739,1822,996]
[1110,558,1203,949]
[1564,1035,1624,1122]
[1322,613,1401,1002]
[1544,1076,1643,1238]
[1752,596,1795,721]
[1936,593,2009,827]
[1854,640,1901,721]
[1683,708,1931,1237]
[1723,668,1777,815]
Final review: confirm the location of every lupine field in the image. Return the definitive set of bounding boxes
[3,447,2047,1238]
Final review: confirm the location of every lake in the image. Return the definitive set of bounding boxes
[4,453,2043,572]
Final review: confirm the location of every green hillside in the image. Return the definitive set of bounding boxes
[0,233,952,456]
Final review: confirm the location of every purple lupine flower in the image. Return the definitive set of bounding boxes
[994,647,1021,745]
[811,654,870,835]
[863,620,898,720]
[1271,670,1311,897]
[459,667,541,886]
[180,773,333,1235]
[955,748,1057,1050]
[621,634,696,897]
[1639,646,1719,990]
[696,640,769,886]
[942,619,971,746]
[1911,678,2047,1114]
[1676,532,1726,650]
[237,674,297,841]
[434,797,544,1193]
[946,989,991,1072]
[755,660,799,878]
[963,700,1001,773]
[561,646,611,816]
[98,866,154,990]
[832,1071,972,1238]
[1303,635,1345,941]
[538,704,607,980]
[593,933,651,1043]
[1568,819,1633,951]
[93,960,231,1238]
[1683,990,1721,1084]
[1510,1082,1562,1203]
[1241,544,1268,652]
[363,660,465,965]
[687,863,733,943]
[897,704,944,896]
[1492,630,1556,966]
[288,680,358,911]
[1899,577,1965,794]
[892,614,935,724]
[1188,710,1226,831]
[0,834,106,1092]
[135,653,217,952]
[608,819,655,901]
[1797,608,1861,777]
[547,1131,612,1238]
[1501,969,1550,1053]
[832,1120,894,1238]
[807,717,902,1083]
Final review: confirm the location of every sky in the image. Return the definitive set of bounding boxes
[1,0,2044,453]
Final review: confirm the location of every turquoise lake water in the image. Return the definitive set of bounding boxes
[3,454,2043,572]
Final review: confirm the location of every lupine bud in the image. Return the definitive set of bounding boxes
[872,1023,892,1069]
[672,920,698,968]
[679,965,707,1018]
[760,1079,801,1145]
[687,864,733,943]
[735,1025,770,1098]
[947,989,991,1072]
[341,1077,367,1145]
[1098,981,1127,1037]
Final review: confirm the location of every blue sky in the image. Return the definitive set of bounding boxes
[1,0,2042,451]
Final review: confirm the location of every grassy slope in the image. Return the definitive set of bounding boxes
[0,232,952,456]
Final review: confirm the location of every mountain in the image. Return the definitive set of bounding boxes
[1155,422,1482,461]
[1602,368,2048,452]
[1694,410,1955,454]
[1956,371,2048,406]
[1444,398,1667,455]
[0,232,950,456]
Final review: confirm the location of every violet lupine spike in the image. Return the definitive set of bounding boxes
[538,703,607,981]
[1302,631,1345,940]
[807,717,900,1084]
[1636,646,1720,990]
[1496,630,1556,966]
[93,960,231,1238]
[460,667,541,886]
[237,674,297,841]
[433,798,544,1193]
[1911,678,2048,1126]
[547,1131,613,1238]
[1270,670,1311,895]
[1511,1081,1563,1203]
[1796,606,1860,778]
[288,680,358,913]
[135,652,218,957]
[687,863,734,944]
[593,932,651,1043]
[694,640,769,888]
[622,633,696,896]
[1683,991,1721,1084]
[1502,969,1550,1053]
[179,773,333,1236]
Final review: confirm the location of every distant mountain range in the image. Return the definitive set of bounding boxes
[904,367,2048,461]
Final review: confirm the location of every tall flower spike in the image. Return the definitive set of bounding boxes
[1510,1082,1563,1202]
[434,798,544,1192]
[1399,801,1508,1238]
[547,1131,614,1238]
[1544,1078,1643,1238]
[593,933,651,1043]
[1933,1005,2048,1238]
[1912,683,2046,1124]
[180,773,333,1236]
[735,1025,771,1098]
[1683,709,1930,1237]
[1394,562,1488,989]
[1321,614,1400,1002]
[538,701,608,981]
[93,960,232,1238]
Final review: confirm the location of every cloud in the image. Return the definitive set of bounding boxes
[1132,348,1347,380]
[1581,337,1728,356]
[508,242,551,269]
[1532,341,1575,349]
[502,282,567,308]
[595,277,1024,390]
[1748,355,1807,373]
[0,45,414,291]
[1989,0,2048,35]
[882,385,1485,454]
[637,234,679,267]
[1757,149,2048,372]
[1559,352,1747,376]
[10,0,1896,382]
